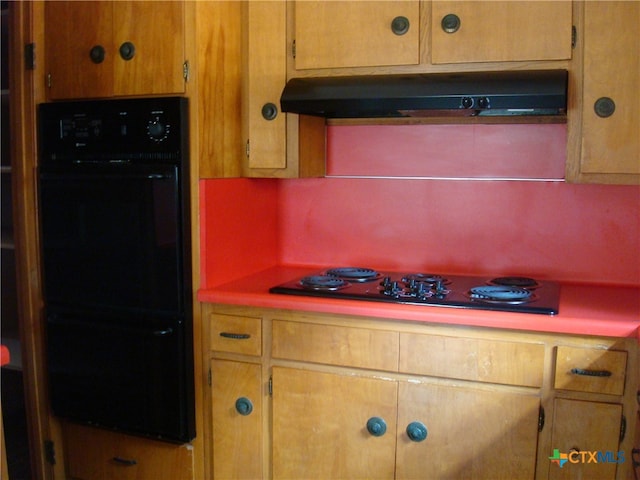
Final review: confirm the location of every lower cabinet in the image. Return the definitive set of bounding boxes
[548,399,623,480]
[63,423,193,480]
[272,366,540,479]
[205,305,639,480]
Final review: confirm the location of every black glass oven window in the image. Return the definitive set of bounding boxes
[39,167,183,315]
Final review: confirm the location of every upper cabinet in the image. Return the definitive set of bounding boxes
[566,1,639,184]
[293,1,420,70]
[431,1,573,64]
[45,1,186,100]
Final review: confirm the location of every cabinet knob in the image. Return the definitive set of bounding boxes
[119,42,136,61]
[235,397,254,416]
[89,45,106,64]
[594,97,616,118]
[261,103,278,121]
[406,421,428,442]
[441,14,461,34]
[366,417,387,437]
[391,16,410,36]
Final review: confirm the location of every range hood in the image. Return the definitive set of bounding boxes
[280,70,567,118]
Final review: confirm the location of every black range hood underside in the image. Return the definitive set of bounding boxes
[280,70,568,119]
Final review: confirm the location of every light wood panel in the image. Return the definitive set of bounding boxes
[400,332,545,387]
[272,319,399,371]
[431,1,572,64]
[294,1,419,70]
[210,313,262,356]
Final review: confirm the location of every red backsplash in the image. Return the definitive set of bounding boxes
[200,125,640,288]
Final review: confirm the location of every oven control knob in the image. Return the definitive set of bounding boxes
[147,117,170,142]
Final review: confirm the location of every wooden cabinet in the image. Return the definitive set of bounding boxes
[548,399,623,480]
[566,1,639,184]
[205,305,639,479]
[431,1,572,64]
[271,319,543,479]
[293,1,419,70]
[208,312,264,479]
[44,1,185,100]
[272,366,541,479]
[242,1,325,178]
[63,422,193,480]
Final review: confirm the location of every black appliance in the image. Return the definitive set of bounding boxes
[280,69,568,118]
[270,267,560,315]
[38,97,195,443]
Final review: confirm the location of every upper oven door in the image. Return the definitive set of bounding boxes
[39,163,187,315]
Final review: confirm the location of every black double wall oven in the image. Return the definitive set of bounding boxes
[38,97,195,443]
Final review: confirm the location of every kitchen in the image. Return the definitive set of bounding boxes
[2,1,639,480]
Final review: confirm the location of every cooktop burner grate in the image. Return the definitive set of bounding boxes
[325,267,381,282]
[489,276,540,289]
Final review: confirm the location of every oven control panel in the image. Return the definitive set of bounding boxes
[39,97,188,162]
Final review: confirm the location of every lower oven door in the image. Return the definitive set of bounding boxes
[46,310,195,443]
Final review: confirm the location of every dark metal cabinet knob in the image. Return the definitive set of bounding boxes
[391,16,410,36]
[119,41,136,61]
[441,13,461,34]
[366,416,387,437]
[262,102,278,121]
[594,97,616,118]
[89,45,106,64]
[235,397,253,416]
[119,42,136,60]
[406,421,428,442]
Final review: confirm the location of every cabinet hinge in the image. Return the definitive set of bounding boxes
[292,39,296,59]
[208,368,212,386]
[537,406,545,432]
[24,43,36,70]
[620,414,626,442]
[44,439,56,465]
[571,25,577,49]
[183,60,190,82]
[245,139,250,158]
[268,376,273,396]
[46,73,52,89]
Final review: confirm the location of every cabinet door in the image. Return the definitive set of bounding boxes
[431,1,572,64]
[579,2,639,178]
[272,367,397,479]
[211,359,263,480]
[45,1,114,99]
[294,1,419,70]
[112,1,185,96]
[548,398,622,480]
[396,382,540,479]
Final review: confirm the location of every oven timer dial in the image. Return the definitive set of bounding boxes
[147,116,170,142]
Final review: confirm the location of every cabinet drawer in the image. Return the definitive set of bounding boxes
[554,346,627,395]
[272,320,399,371]
[64,423,193,480]
[210,314,262,356]
[399,333,544,387]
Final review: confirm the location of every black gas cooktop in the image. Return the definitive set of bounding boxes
[269,267,560,315]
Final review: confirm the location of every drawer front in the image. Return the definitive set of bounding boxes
[211,314,262,356]
[272,320,399,371]
[64,423,193,480]
[554,346,627,395]
[399,333,545,387]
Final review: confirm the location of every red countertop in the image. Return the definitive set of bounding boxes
[198,266,640,339]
